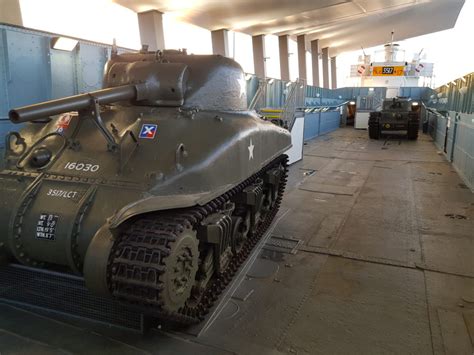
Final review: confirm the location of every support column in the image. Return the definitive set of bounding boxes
[252,35,266,78]
[322,47,329,89]
[137,10,165,51]
[278,35,290,81]
[297,35,307,81]
[311,39,320,87]
[211,29,229,57]
[331,56,337,89]
[0,0,23,26]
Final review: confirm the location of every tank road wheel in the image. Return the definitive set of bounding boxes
[160,227,199,312]
[263,164,285,214]
[231,216,249,255]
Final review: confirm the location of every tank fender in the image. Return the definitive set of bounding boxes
[108,191,215,229]
[83,223,116,297]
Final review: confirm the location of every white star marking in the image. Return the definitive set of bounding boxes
[248,139,254,160]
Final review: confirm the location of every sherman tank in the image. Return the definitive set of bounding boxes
[0,49,291,325]
[368,97,420,140]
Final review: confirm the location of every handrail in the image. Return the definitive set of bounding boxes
[281,78,306,131]
[249,79,267,110]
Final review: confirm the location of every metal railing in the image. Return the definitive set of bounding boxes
[431,72,473,114]
[281,78,306,130]
[423,71,474,191]
[248,78,267,111]
[426,108,474,191]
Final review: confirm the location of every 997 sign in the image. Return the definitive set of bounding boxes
[372,65,404,76]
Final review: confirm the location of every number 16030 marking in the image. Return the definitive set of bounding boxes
[64,162,100,172]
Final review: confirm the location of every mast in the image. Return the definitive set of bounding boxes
[390,30,394,61]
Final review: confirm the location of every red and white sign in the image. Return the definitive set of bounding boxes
[56,112,77,133]
[357,64,366,76]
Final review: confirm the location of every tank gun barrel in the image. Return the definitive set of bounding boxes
[9,84,141,123]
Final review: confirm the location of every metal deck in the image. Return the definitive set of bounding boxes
[0,128,473,354]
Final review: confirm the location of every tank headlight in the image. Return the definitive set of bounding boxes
[30,147,52,167]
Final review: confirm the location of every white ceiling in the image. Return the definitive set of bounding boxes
[114,0,465,56]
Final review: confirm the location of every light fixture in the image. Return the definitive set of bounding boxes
[285,82,292,87]
[412,102,419,106]
[245,74,253,81]
[349,101,356,105]
[267,78,275,84]
[368,87,375,91]
[461,76,467,83]
[451,81,457,86]
[51,37,78,51]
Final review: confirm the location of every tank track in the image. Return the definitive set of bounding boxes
[108,155,288,326]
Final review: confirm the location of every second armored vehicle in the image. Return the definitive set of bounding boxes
[0,49,291,326]
[368,97,421,140]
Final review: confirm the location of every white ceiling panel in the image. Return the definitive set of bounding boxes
[114,0,465,55]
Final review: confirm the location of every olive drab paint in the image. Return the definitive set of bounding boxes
[368,97,421,140]
[0,50,291,317]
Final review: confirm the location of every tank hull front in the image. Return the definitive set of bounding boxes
[0,107,291,273]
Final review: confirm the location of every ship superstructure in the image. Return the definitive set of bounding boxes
[350,33,434,98]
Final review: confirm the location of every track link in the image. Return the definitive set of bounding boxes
[108,155,288,326]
